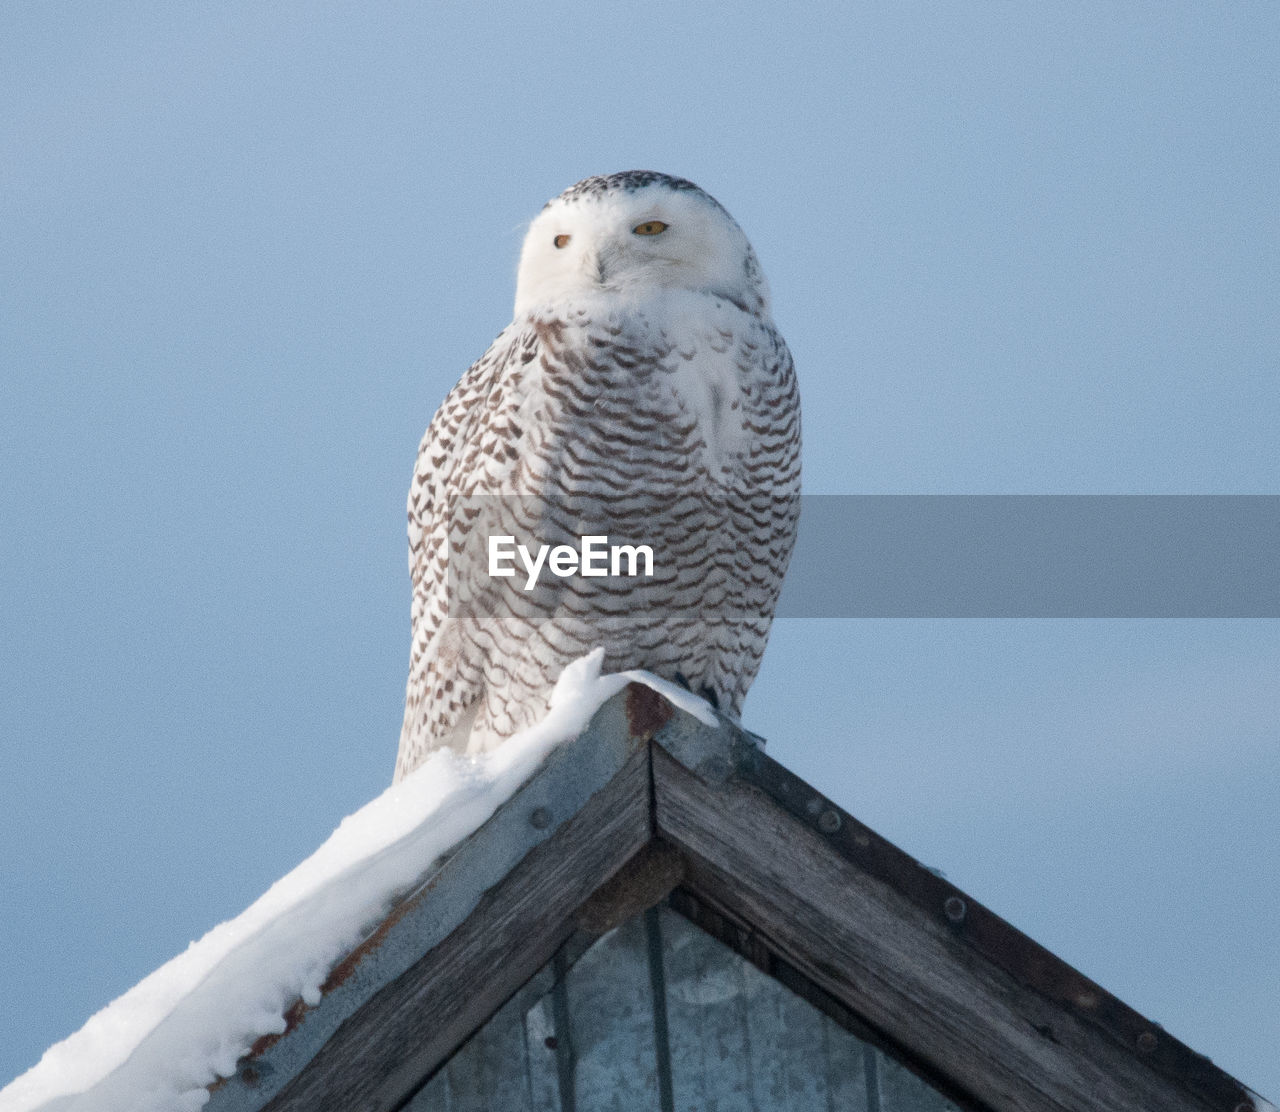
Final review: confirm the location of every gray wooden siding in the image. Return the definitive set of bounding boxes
[409,905,959,1112]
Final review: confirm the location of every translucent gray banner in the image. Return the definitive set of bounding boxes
[775,496,1279,618]
[438,495,1277,619]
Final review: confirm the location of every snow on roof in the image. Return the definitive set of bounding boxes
[0,651,713,1112]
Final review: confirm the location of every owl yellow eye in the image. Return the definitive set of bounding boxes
[632,221,669,236]
[553,234,571,249]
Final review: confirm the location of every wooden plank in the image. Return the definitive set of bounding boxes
[260,745,652,1112]
[661,902,758,1112]
[667,887,976,1112]
[522,969,566,1110]
[652,744,1228,1112]
[406,963,559,1111]
[412,978,539,1108]
[658,899,961,1112]
[660,903,871,1112]
[560,913,663,1110]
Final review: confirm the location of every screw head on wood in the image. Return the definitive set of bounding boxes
[529,806,552,830]
[944,896,967,923]
[817,809,842,834]
[1136,1031,1158,1053]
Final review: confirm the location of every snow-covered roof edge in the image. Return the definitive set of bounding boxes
[0,652,714,1112]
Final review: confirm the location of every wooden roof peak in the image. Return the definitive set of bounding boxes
[207,684,1268,1112]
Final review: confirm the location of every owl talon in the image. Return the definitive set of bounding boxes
[674,672,720,710]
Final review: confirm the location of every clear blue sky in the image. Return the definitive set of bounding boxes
[2,2,1277,1098]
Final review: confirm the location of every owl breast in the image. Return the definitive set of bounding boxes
[427,290,799,753]
[520,291,790,495]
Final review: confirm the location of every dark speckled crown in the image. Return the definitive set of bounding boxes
[548,171,725,214]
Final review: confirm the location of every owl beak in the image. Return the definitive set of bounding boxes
[584,242,621,287]
[583,250,608,286]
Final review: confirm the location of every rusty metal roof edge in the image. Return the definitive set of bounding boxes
[205,690,650,1112]
[653,716,1266,1112]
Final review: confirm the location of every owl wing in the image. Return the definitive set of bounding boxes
[394,323,542,778]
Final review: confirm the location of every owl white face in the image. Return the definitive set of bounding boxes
[513,171,770,319]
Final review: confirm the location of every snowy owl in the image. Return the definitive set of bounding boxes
[394,171,800,780]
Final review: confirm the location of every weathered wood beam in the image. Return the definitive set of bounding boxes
[258,745,651,1112]
[651,742,1242,1112]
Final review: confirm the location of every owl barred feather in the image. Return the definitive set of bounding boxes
[394,171,800,781]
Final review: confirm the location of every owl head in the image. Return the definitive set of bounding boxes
[513,171,771,320]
